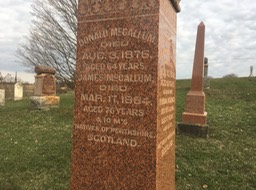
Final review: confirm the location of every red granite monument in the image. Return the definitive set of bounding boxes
[71,0,181,189]
[179,22,208,137]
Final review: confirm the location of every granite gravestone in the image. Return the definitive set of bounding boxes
[30,65,60,110]
[14,83,23,101]
[178,22,208,137]
[0,89,5,106]
[204,57,209,89]
[71,0,180,189]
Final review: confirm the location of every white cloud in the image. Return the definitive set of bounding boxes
[0,0,33,78]
[177,0,256,78]
[0,0,256,81]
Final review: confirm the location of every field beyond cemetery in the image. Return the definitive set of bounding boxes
[0,77,255,190]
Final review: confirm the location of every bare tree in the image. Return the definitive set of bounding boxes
[17,0,77,88]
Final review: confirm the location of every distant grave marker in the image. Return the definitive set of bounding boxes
[178,22,209,137]
[249,65,254,77]
[30,65,60,110]
[71,0,181,189]
[0,89,5,106]
[204,57,210,89]
[34,65,57,96]
[14,83,23,101]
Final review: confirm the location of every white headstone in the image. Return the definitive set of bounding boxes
[14,83,23,101]
[0,89,5,106]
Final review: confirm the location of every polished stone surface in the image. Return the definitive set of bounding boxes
[71,0,179,189]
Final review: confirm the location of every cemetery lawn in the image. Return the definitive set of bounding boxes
[0,77,255,189]
[176,77,256,190]
[0,92,74,190]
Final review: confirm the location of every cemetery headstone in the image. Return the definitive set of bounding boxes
[249,65,253,77]
[14,83,23,101]
[0,89,5,106]
[178,22,209,137]
[30,65,60,110]
[70,0,181,189]
[204,57,210,89]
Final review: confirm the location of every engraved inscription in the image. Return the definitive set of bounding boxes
[82,106,145,117]
[87,134,138,147]
[75,21,158,148]
[79,124,156,138]
[81,50,151,61]
[157,131,175,157]
[81,62,146,73]
[77,73,153,83]
[78,0,158,16]
[78,28,156,46]
[81,93,103,102]
[75,123,156,148]
[42,74,55,95]
[156,33,176,158]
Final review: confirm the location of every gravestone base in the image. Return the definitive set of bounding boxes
[182,112,207,125]
[180,112,208,137]
[177,122,209,138]
[30,96,60,110]
[14,97,23,101]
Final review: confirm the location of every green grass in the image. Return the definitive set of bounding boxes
[176,77,256,190]
[0,77,256,189]
[0,92,74,190]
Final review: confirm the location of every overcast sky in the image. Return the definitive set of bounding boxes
[0,0,34,82]
[177,0,256,79]
[0,0,256,82]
